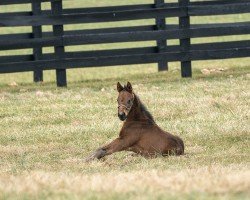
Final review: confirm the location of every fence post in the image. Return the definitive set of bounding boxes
[51,0,67,87]
[179,0,192,77]
[154,0,168,71]
[32,1,43,82]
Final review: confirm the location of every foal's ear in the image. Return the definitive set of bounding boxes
[126,82,133,93]
[117,82,124,92]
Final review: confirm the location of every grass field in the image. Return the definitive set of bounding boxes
[1,0,250,199]
[0,60,250,199]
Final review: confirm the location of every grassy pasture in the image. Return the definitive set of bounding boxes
[0,61,249,199]
[0,0,250,199]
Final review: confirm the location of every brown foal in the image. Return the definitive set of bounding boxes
[85,82,184,161]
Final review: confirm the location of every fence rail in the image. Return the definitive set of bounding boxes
[0,0,250,86]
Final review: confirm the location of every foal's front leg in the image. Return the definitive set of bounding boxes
[85,137,134,161]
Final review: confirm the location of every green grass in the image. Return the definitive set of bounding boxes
[0,60,250,199]
[0,0,250,199]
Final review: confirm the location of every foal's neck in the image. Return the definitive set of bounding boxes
[126,94,155,124]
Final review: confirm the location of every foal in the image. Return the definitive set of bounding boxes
[85,82,184,161]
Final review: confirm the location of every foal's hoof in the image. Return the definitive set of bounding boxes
[95,149,106,159]
[84,149,106,162]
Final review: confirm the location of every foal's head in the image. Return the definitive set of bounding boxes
[117,82,135,121]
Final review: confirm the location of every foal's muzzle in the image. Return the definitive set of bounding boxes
[118,112,127,121]
[118,103,130,121]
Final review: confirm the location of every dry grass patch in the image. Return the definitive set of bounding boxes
[1,165,249,197]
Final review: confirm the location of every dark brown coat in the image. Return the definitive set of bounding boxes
[85,82,184,161]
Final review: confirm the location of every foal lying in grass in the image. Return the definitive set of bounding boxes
[86,82,184,161]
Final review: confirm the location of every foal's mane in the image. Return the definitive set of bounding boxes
[135,94,155,123]
[123,85,155,123]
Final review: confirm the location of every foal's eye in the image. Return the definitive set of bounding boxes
[127,100,131,104]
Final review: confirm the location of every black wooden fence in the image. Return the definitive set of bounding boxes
[0,0,250,86]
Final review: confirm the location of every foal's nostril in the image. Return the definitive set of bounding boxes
[118,112,126,121]
[118,112,124,117]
